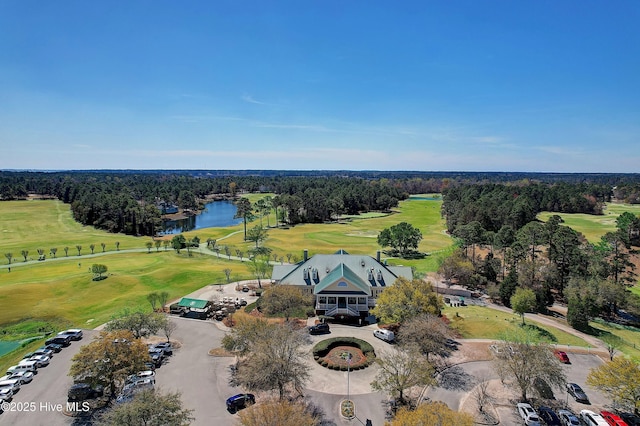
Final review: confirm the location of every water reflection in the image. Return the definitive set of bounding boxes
[160,200,243,234]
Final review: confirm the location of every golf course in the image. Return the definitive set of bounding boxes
[2,195,640,372]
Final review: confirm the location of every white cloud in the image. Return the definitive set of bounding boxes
[241,94,267,105]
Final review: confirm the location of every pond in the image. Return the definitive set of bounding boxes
[161,200,243,234]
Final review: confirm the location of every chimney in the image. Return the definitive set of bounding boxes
[303,249,308,262]
[376,251,381,263]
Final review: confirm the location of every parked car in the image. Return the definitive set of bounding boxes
[373,329,395,343]
[567,382,590,403]
[619,413,640,426]
[0,378,22,393]
[148,347,164,367]
[117,378,154,403]
[580,409,609,426]
[554,350,570,363]
[538,406,562,425]
[29,355,50,368]
[45,335,71,347]
[8,371,34,384]
[150,342,172,356]
[601,411,629,426]
[126,370,156,385]
[143,361,156,372]
[0,387,13,402]
[558,409,581,426]
[308,323,330,335]
[68,383,104,401]
[226,393,255,412]
[32,348,54,358]
[517,402,541,426]
[58,329,83,341]
[7,362,37,375]
[42,343,63,353]
[534,377,555,399]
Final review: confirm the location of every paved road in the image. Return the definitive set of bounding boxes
[0,329,98,426]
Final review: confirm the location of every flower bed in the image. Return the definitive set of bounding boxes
[341,399,355,419]
[313,337,376,370]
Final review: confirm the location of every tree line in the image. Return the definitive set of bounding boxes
[440,182,640,329]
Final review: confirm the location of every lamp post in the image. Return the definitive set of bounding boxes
[347,352,352,401]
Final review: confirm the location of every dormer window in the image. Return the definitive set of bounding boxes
[376,270,383,281]
[303,268,309,279]
[312,268,319,280]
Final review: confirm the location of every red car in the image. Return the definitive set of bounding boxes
[601,411,629,426]
[554,349,570,363]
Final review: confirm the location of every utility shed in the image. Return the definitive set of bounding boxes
[177,298,209,310]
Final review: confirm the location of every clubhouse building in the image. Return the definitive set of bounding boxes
[271,249,413,319]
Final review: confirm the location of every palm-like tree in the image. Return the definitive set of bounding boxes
[89,244,95,254]
[76,245,82,256]
[21,249,29,262]
[101,243,106,253]
[5,253,13,265]
[234,198,254,241]
[50,248,57,258]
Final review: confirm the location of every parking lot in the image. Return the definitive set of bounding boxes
[0,311,616,426]
[424,349,610,425]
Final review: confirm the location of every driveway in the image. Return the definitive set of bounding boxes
[423,348,609,424]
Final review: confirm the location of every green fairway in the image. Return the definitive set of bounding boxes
[538,203,640,243]
[0,196,451,327]
[443,305,589,347]
[182,195,452,276]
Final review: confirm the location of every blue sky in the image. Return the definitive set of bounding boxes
[1,1,638,172]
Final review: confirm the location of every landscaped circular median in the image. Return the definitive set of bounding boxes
[312,337,376,370]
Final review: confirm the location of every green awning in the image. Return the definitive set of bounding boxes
[177,297,209,309]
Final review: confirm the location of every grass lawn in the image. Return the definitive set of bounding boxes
[588,319,640,360]
[182,195,452,276]
[538,202,640,243]
[443,305,589,347]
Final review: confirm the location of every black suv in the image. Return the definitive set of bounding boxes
[308,323,330,335]
[68,383,104,401]
[46,335,71,347]
[226,393,255,412]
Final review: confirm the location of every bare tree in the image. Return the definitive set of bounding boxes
[492,332,566,401]
[228,321,310,400]
[371,347,435,406]
[472,374,493,414]
[162,319,177,343]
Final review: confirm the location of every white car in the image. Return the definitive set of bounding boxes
[126,370,155,385]
[58,329,83,341]
[517,402,541,426]
[29,355,50,367]
[0,379,21,393]
[580,410,609,426]
[0,387,13,402]
[9,371,34,384]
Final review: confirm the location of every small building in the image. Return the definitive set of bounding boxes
[271,249,412,319]
[176,297,212,319]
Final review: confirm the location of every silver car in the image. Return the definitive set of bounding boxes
[9,371,34,384]
[29,355,50,367]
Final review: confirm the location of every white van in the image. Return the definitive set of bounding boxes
[373,329,395,343]
[9,361,38,374]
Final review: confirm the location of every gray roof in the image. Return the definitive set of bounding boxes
[271,250,412,289]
